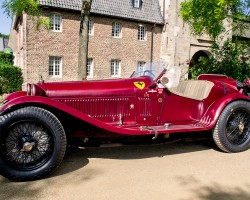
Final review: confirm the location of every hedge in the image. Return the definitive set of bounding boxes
[0,52,14,65]
[0,63,23,94]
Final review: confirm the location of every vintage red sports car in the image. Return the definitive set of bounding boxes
[0,62,250,181]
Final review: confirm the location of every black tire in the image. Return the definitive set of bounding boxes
[213,101,250,153]
[0,107,66,181]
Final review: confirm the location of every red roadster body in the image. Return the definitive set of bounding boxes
[1,63,250,181]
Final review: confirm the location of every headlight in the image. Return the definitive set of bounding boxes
[27,84,31,96]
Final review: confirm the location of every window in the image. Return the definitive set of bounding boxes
[87,58,93,78]
[112,22,122,38]
[88,19,94,35]
[111,60,121,77]
[49,56,62,77]
[133,0,141,8]
[138,61,146,75]
[138,25,146,41]
[50,14,62,31]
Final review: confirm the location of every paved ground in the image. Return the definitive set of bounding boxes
[1,138,250,200]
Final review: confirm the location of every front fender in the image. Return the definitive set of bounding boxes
[201,93,250,129]
[0,91,27,103]
[0,96,149,136]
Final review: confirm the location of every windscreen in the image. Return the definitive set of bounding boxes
[131,61,168,80]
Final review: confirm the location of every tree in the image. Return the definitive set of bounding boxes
[0,33,9,39]
[179,0,250,41]
[188,40,250,81]
[2,0,92,80]
[180,0,250,80]
[78,0,92,80]
[2,0,50,30]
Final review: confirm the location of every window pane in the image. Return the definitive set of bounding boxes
[49,57,61,76]
[88,19,94,35]
[138,26,146,41]
[49,58,54,75]
[50,15,55,30]
[134,0,140,8]
[138,61,145,75]
[111,61,115,75]
[112,22,121,37]
[50,14,61,31]
[87,58,93,77]
[111,60,120,76]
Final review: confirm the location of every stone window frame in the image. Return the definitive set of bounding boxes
[112,22,122,38]
[111,59,121,77]
[50,13,62,32]
[88,19,94,35]
[138,25,146,41]
[49,56,62,77]
[87,58,94,78]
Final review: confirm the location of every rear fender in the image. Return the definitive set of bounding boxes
[201,93,250,129]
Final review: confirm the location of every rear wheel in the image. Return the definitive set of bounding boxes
[213,101,250,153]
[0,107,66,181]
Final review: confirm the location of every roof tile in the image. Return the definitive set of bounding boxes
[39,0,164,24]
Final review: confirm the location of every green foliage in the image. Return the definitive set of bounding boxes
[2,0,51,30]
[189,40,250,81]
[179,0,250,40]
[0,33,9,39]
[2,0,40,17]
[0,63,23,94]
[36,17,51,30]
[0,52,14,65]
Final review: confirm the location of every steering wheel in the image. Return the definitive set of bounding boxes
[143,70,156,78]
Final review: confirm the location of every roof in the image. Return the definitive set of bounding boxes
[38,0,164,24]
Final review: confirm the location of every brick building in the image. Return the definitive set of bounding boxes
[8,0,164,87]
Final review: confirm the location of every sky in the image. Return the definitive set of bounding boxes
[0,0,12,35]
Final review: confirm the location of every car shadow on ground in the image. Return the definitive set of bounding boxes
[50,132,217,178]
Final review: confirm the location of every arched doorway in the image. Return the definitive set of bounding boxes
[189,50,210,67]
[188,50,211,79]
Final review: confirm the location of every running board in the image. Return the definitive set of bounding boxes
[123,123,209,136]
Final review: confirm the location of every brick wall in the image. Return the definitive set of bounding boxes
[23,9,162,84]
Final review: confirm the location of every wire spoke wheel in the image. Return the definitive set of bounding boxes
[213,101,250,153]
[0,107,66,181]
[2,121,54,171]
[226,109,250,145]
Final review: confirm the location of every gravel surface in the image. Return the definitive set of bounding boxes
[1,139,250,200]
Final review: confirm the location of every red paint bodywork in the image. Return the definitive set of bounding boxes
[1,73,250,140]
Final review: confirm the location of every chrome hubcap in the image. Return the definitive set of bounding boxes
[239,121,245,133]
[21,142,35,152]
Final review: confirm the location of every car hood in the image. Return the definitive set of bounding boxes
[37,76,153,98]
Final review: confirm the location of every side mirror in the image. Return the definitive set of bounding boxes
[158,77,169,89]
[161,77,169,85]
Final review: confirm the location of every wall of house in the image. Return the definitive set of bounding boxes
[158,0,213,79]
[23,9,162,84]
[10,14,28,89]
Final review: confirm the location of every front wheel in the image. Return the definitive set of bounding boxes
[213,101,250,153]
[0,107,66,181]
